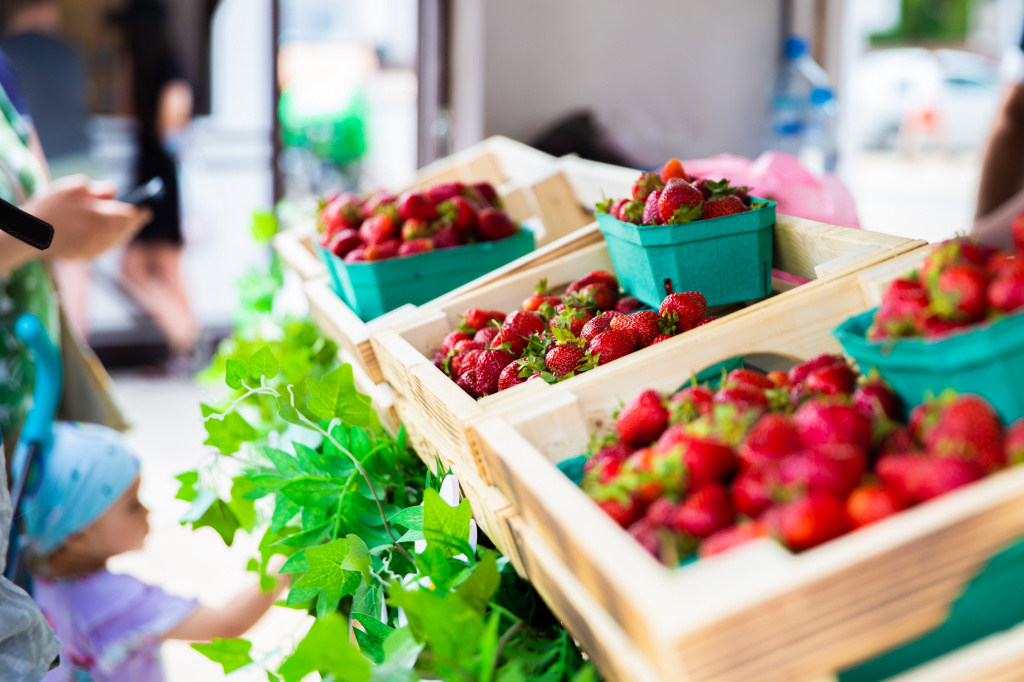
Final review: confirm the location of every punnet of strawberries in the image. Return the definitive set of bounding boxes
[433,269,717,399]
[869,236,1024,340]
[316,180,518,263]
[580,354,1024,564]
[595,157,768,226]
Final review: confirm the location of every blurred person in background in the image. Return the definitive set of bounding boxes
[976,29,1024,223]
[2,0,97,341]
[111,0,199,368]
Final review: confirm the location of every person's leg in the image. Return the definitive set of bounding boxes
[120,242,197,356]
[52,259,93,340]
[149,243,199,354]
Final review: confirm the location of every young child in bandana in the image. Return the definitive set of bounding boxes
[18,422,287,682]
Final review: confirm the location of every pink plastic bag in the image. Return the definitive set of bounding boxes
[684,151,861,229]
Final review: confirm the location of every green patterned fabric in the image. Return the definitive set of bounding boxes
[0,84,57,446]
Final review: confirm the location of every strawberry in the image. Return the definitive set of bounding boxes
[358,213,398,245]
[361,190,397,219]
[987,263,1024,313]
[424,180,464,205]
[658,178,704,224]
[713,384,768,413]
[700,522,768,557]
[793,399,873,451]
[631,171,664,203]
[502,310,546,339]
[398,191,439,222]
[921,239,993,283]
[327,229,363,258]
[660,158,690,183]
[319,193,363,233]
[453,339,486,354]
[738,413,801,469]
[660,292,707,331]
[364,238,400,261]
[922,394,1005,472]
[473,326,501,347]
[459,309,506,332]
[773,492,849,551]
[1006,419,1024,464]
[489,330,526,357]
[567,270,618,295]
[589,329,638,365]
[726,368,775,391]
[645,498,679,528]
[545,344,588,378]
[610,310,663,347]
[474,349,516,397]
[916,310,970,338]
[581,283,619,310]
[852,377,902,421]
[650,334,673,345]
[701,195,748,220]
[620,447,681,503]
[627,517,662,557]
[471,182,499,207]
[583,443,633,487]
[1014,210,1024,253]
[523,295,562,312]
[614,296,644,314]
[616,390,669,446]
[642,189,662,225]
[343,247,366,263]
[581,314,615,343]
[497,362,526,391]
[450,348,483,379]
[777,446,867,498]
[456,369,478,397]
[871,278,929,338]
[732,466,777,518]
[768,370,791,389]
[879,425,917,456]
[597,496,644,528]
[398,238,434,257]
[847,484,906,528]
[439,196,478,232]
[673,483,734,539]
[696,316,718,327]
[930,264,989,321]
[431,225,469,249]
[788,354,847,387]
[669,385,714,418]
[621,200,645,224]
[477,208,517,241]
[440,330,472,356]
[691,178,713,201]
[609,198,630,221]
[878,453,983,503]
[657,427,736,487]
[550,307,593,338]
[804,363,857,397]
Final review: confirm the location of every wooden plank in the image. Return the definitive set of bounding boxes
[886,621,1024,682]
[273,228,325,281]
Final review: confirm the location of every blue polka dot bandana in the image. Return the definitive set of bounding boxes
[19,422,139,555]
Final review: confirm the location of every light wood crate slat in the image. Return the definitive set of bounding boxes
[273,229,325,282]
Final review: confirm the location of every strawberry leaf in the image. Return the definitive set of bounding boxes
[595,197,614,214]
[670,203,703,225]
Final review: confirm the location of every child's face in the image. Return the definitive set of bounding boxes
[70,476,150,560]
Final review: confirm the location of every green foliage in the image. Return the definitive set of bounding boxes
[190,639,254,674]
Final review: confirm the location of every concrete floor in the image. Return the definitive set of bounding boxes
[106,371,312,681]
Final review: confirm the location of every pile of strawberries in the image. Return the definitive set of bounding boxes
[316,180,517,263]
[870,236,1024,340]
[581,354,1024,564]
[596,158,764,226]
[433,270,716,399]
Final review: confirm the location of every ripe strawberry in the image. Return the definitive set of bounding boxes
[431,225,468,249]
[567,270,618,295]
[545,344,588,378]
[627,517,662,557]
[581,314,615,343]
[523,294,562,312]
[440,330,472,356]
[700,522,768,557]
[701,195,748,220]
[644,498,679,528]
[631,171,664,202]
[988,252,1021,276]
[502,310,546,339]
[424,180,464,205]
[398,238,434,257]
[847,484,906,528]
[471,182,499,207]
[696,316,718,327]
[1014,210,1024,253]
[398,191,439,222]
[610,310,663,347]
[581,283,619,310]
[804,363,857,397]
[673,484,734,539]
[660,292,707,331]
[852,378,902,421]
[597,496,644,528]
[660,158,690,183]
[713,384,768,413]
[879,425,917,456]
[450,348,483,379]
[1006,419,1024,464]
[670,385,714,418]
[777,446,867,498]
[328,229,363,258]
[793,399,872,451]
[922,394,1005,472]
[609,198,630,221]
[738,413,801,469]
[473,326,501,347]
[589,329,638,365]
[726,368,775,391]
[460,309,506,332]
[474,349,516,397]
[657,427,736,487]
[583,442,633,484]
[477,208,517,241]
[400,217,431,241]
[916,310,970,338]
[732,466,777,518]
[921,239,993,284]
[931,264,989,321]
[658,178,704,224]
[768,370,791,389]
[616,390,669,446]
[987,264,1024,313]
[456,369,477,397]
[878,453,983,503]
[550,307,593,338]
[359,213,397,245]
[439,196,478,232]
[488,330,526,357]
[364,238,400,261]
[691,178,713,201]
[361,190,397,219]
[773,493,849,551]
[621,447,680,503]
[343,247,366,263]
[642,189,662,225]
[614,296,644,314]
[650,334,673,345]
[453,339,486,354]
[788,354,847,387]
[498,362,528,391]
[319,193,363,234]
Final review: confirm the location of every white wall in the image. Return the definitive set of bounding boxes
[452,0,783,166]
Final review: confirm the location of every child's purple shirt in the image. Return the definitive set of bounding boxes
[34,570,198,682]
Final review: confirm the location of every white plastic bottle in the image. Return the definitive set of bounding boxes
[765,35,831,157]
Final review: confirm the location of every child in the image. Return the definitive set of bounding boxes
[18,422,287,682]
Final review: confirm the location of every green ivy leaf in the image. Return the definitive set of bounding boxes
[174,471,199,502]
[248,345,280,383]
[292,442,328,476]
[191,638,253,674]
[228,477,258,532]
[279,477,341,507]
[202,404,259,455]
[271,495,300,533]
[182,494,240,546]
[277,614,371,682]
[279,548,309,574]
[257,445,303,477]
[372,627,423,681]
[272,521,332,548]
[251,210,279,243]
[352,613,394,664]
[456,550,501,614]
[422,488,473,558]
[291,535,370,607]
[225,359,248,390]
[276,394,304,426]
[306,365,374,426]
[387,506,423,531]
[388,583,484,679]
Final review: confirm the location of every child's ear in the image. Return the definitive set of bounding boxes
[61,530,91,556]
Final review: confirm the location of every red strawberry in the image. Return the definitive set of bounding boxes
[498,362,527,391]
[456,369,478,397]
[583,442,633,485]
[738,413,801,469]
[660,158,690,184]
[658,178,704,224]
[439,196,478,232]
[777,446,867,498]
[343,247,366,263]
[401,217,433,241]
[732,466,777,518]
[768,370,791,389]
[471,182,499,207]
[431,225,468,249]
[847,484,906,528]
[660,292,707,331]
[359,213,397,245]
[617,199,644,224]
[550,307,593,338]
[453,339,486,354]
[361,190,397,219]
[878,453,983,503]
[477,208,517,241]
[474,349,516,397]
[915,310,970,338]
[616,390,669,446]
[489,330,525,357]
[460,309,505,332]
[424,180,464,205]
[328,229,363,258]
[598,496,644,528]
[701,195,748,220]
[545,344,588,378]
[804,363,857,397]
[589,329,638,365]
[614,296,644,314]
[645,498,679,528]
[581,283,619,310]
[773,493,849,551]
[788,354,847,387]
[793,399,872,451]
[398,238,434,257]
[691,178,713,201]
[523,294,563,312]
[319,193,363,233]
[1013,210,1024,253]
[922,394,1005,472]
[567,270,618,295]
[631,171,664,203]
[931,264,989,321]
[1006,419,1024,464]
[627,517,662,557]
[921,239,992,283]
[670,385,714,417]
[880,425,917,456]
[650,334,673,345]
[450,348,483,379]
[987,263,1024,313]
[642,189,662,225]
[502,310,546,339]
[657,428,736,487]
[581,314,615,343]
[473,326,501,347]
[609,198,630,221]
[398,191,439,222]
[726,368,775,391]
[364,238,400,261]
[673,484,734,539]
[713,384,768,413]
[696,316,718,327]
[610,311,663,347]
[700,522,768,557]
[440,330,472,356]
[852,378,902,421]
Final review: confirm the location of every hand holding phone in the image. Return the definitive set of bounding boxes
[118,177,165,206]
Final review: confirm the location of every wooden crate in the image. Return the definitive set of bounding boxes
[405,135,556,190]
[469,244,1024,682]
[887,622,1024,682]
[273,228,325,282]
[369,216,924,479]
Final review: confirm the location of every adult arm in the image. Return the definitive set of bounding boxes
[976,83,1024,219]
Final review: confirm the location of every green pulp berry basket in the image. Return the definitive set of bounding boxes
[596,200,776,309]
[834,308,1024,424]
[318,228,535,321]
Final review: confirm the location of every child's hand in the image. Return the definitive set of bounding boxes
[268,554,292,589]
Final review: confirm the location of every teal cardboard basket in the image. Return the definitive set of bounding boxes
[834,308,1024,424]
[318,229,535,321]
[596,200,776,309]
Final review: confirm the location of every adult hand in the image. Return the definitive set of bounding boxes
[23,175,152,260]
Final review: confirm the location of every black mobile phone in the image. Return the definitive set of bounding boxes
[119,177,165,206]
